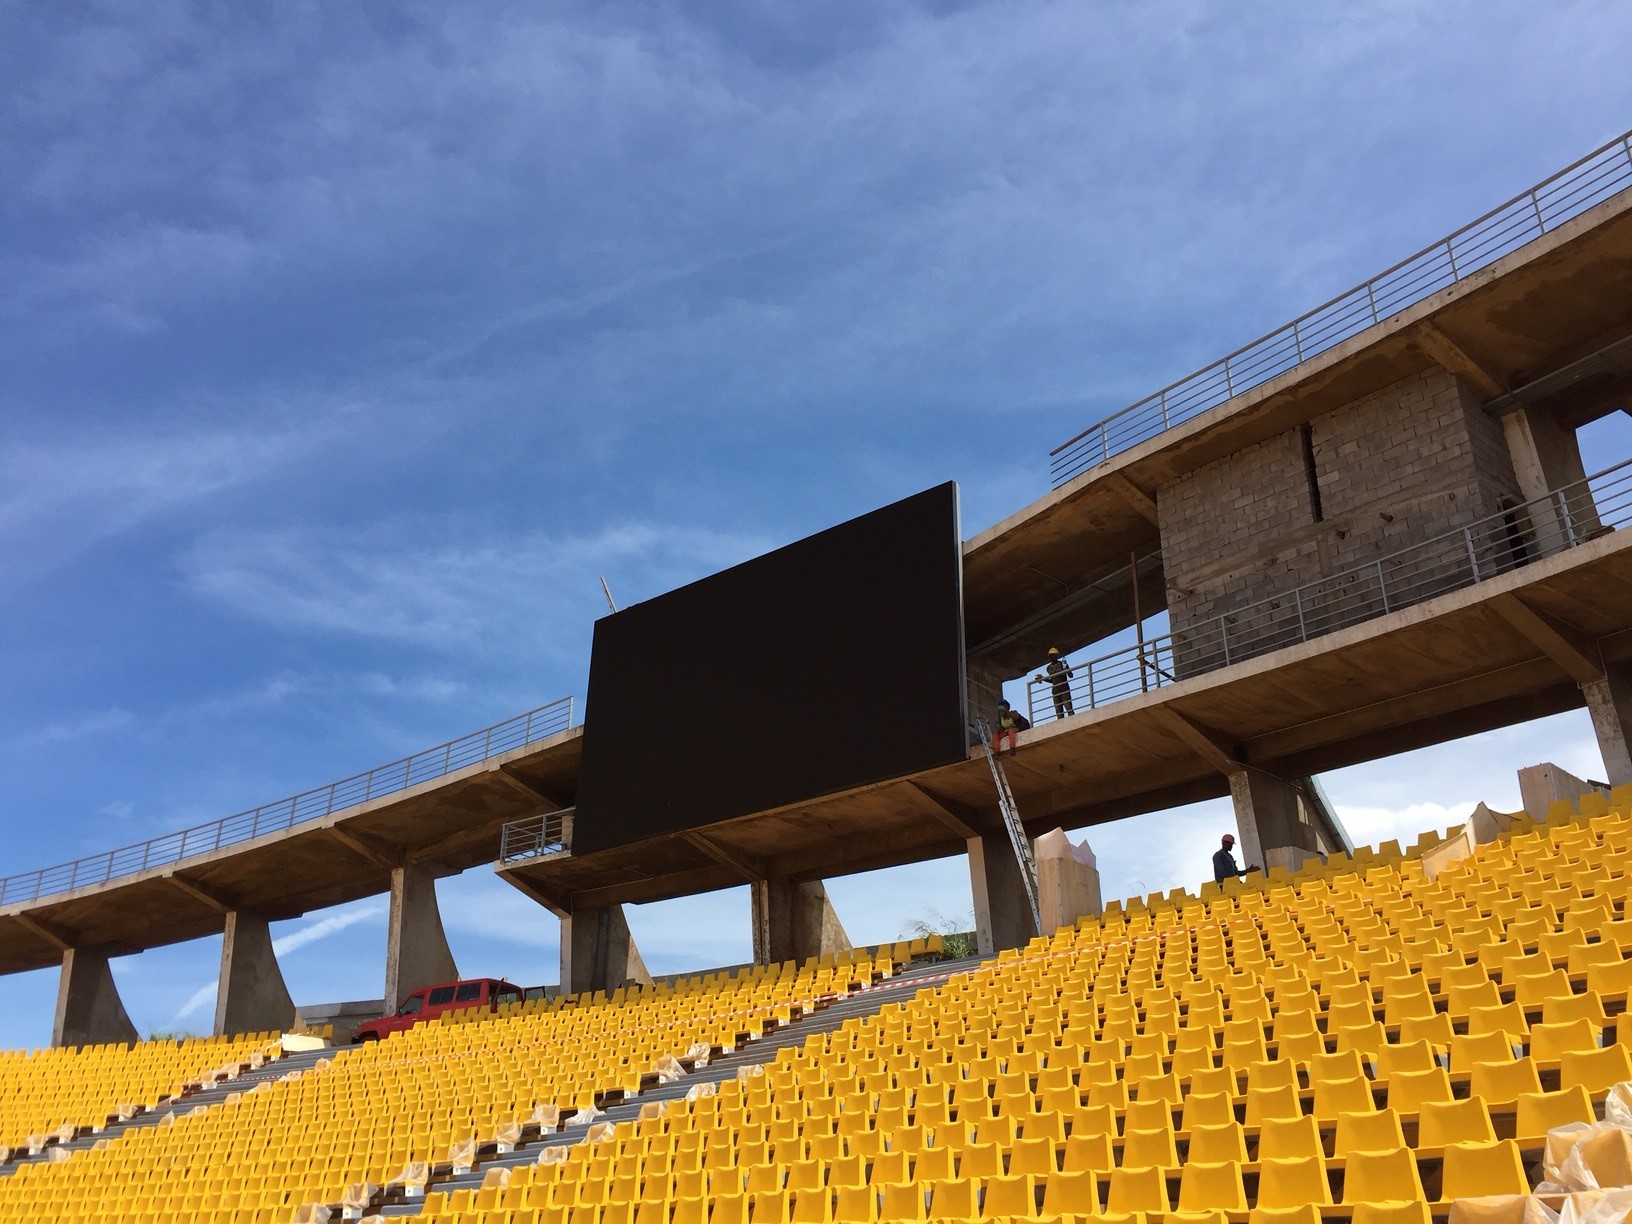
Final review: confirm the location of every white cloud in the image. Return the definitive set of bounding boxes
[181,520,772,660]
[11,707,134,748]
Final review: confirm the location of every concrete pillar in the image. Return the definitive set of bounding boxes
[1228,769,1313,873]
[750,878,852,966]
[1034,830,1102,935]
[384,864,459,1013]
[52,947,138,1048]
[1501,405,1599,555]
[1581,662,1632,788]
[968,830,1037,956]
[560,904,651,996]
[1518,760,1609,819]
[214,911,296,1037]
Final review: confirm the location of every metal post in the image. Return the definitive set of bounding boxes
[1366,282,1379,325]
[1531,190,1546,234]
[524,709,535,743]
[1445,238,1460,280]
[288,795,298,828]
[1086,664,1096,710]
[1131,551,1146,693]
[1292,320,1304,362]
[1377,561,1390,613]
[104,850,115,884]
[1159,391,1170,428]
[1219,616,1232,666]
[484,727,493,759]
[1557,491,1579,546]
[1463,527,1481,581]
[327,782,337,817]
[1294,588,1307,642]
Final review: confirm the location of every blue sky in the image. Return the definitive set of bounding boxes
[2,2,1630,1049]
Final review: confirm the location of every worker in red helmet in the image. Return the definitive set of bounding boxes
[1212,833,1257,883]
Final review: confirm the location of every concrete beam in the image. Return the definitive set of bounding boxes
[902,781,983,840]
[680,831,767,883]
[561,904,650,996]
[215,911,296,1037]
[1491,593,1604,685]
[750,878,851,966]
[12,912,71,952]
[1413,320,1507,401]
[384,864,459,1013]
[53,947,137,1048]
[166,874,236,915]
[326,826,403,873]
[1105,472,1160,526]
[495,867,571,920]
[494,766,567,808]
[1157,707,1243,776]
[968,830,1037,956]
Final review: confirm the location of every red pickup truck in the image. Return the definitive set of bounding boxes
[353,977,528,1042]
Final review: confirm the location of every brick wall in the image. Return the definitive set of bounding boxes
[1157,368,1519,673]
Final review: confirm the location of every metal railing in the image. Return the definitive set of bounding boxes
[498,808,574,863]
[1049,129,1632,487]
[1025,458,1632,725]
[0,696,576,907]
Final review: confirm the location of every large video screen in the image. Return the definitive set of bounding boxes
[573,483,966,855]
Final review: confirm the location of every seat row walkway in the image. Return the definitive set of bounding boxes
[374,957,992,1219]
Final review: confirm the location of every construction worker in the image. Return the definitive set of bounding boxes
[993,699,1029,756]
[1212,833,1258,884]
[1033,646,1075,720]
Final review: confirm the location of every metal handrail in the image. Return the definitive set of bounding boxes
[0,696,576,906]
[1049,129,1632,487]
[498,808,574,863]
[1025,457,1632,725]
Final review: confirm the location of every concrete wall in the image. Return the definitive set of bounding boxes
[1159,369,1520,671]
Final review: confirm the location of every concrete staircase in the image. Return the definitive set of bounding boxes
[372,955,987,1218]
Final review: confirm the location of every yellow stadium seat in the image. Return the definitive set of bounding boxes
[1179,1093,1235,1133]
[1186,1121,1247,1164]
[1106,1166,1169,1215]
[1469,1057,1543,1108]
[979,1174,1034,1219]
[1175,1160,1246,1213]
[1560,1044,1632,1097]
[926,1179,973,1223]
[1255,1155,1332,1210]
[1256,1115,1324,1162]
[1438,1140,1529,1202]
[1417,1097,1496,1148]
[1342,1147,1425,1205]
[1334,1109,1407,1158]
[1514,1087,1596,1145]
[1120,1128,1177,1171]
[1041,1169,1100,1217]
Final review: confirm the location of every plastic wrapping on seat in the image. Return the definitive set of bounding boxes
[340,1181,378,1209]
[1539,1081,1632,1193]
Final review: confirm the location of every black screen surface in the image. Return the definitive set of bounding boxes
[573,483,966,854]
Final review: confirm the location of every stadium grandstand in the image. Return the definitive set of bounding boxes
[2,127,1632,1223]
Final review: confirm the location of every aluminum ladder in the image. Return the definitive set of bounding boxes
[973,718,1043,933]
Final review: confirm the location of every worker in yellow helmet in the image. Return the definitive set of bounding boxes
[1034,646,1075,720]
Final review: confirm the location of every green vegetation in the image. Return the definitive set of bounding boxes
[903,910,979,960]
